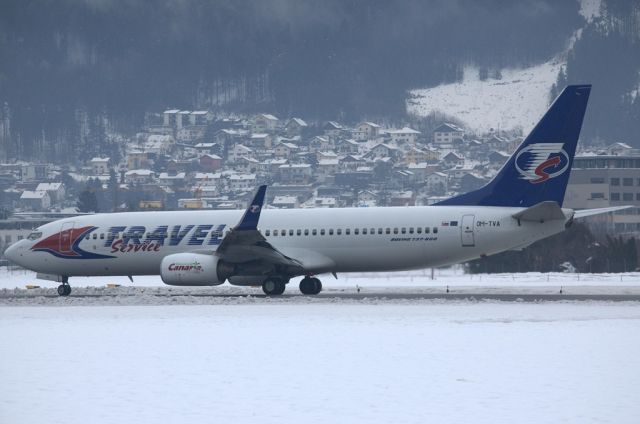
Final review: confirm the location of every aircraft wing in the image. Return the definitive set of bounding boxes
[573,205,633,219]
[213,185,305,273]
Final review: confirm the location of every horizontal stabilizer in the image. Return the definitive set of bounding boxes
[512,201,566,222]
[574,205,632,219]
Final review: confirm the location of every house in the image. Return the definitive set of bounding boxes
[485,134,509,150]
[158,172,186,188]
[285,118,308,136]
[460,172,487,192]
[426,172,448,195]
[228,144,253,163]
[315,197,338,208]
[404,146,439,164]
[228,174,257,192]
[356,122,381,141]
[90,157,110,175]
[366,143,397,160]
[177,125,207,143]
[323,121,344,139]
[337,139,359,155]
[199,154,223,172]
[248,133,272,150]
[357,190,379,207]
[126,151,151,170]
[272,195,299,209]
[20,164,48,181]
[253,114,279,132]
[189,111,209,126]
[316,159,340,183]
[279,164,312,184]
[389,191,415,206]
[125,169,156,184]
[442,151,465,168]
[339,155,366,172]
[235,157,260,174]
[274,142,299,159]
[309,136,334,151]
[194,143,219,155]
[433,123,464,145]
[388,127,421,145]
[35,182,65,204]
[488,150,510,165]
[606,142,634,156]
[20,190,51,211]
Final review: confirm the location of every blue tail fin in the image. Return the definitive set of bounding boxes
[435,84,591,207]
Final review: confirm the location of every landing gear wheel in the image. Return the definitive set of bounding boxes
[300,277,322,295]
[57,284,71,296]
[262,278,286,296]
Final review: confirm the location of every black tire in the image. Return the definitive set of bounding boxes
[57,285,71,296]
[262,278,286,296]
[310,278,322,295]
[299,277,314,295]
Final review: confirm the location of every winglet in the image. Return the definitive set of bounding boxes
[234,185,267,231]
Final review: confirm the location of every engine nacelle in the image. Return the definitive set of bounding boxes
[160,253,231,286]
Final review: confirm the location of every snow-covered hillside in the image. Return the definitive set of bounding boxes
[406,59,564,135]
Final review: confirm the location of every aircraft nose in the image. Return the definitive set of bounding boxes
[4,241,23,265]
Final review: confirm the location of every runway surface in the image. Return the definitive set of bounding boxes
[2,285,640,305]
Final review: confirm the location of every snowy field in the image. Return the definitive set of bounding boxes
[1,302,640,424]
[3,266,640,290]
[407,59,563,134]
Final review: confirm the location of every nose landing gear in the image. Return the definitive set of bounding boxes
[57,276,71,296]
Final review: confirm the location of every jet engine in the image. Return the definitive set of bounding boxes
[160,253,232,286]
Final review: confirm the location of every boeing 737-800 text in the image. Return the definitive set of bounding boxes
[4,85,626,296]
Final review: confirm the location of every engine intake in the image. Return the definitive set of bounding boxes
[160,253,231,286]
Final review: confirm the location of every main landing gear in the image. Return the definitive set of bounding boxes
[57,276,71,297]
[299,276,322,295]
[262,277,287,296]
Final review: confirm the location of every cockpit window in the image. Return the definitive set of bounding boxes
[27,231,43,240]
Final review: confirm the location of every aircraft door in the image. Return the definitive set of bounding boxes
[460,214,475,247]
[60,222,74,253]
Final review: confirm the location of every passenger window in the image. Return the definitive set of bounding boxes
[401,228,406,234]
[92,233,97,239]
[273,230,278,236]
[337,229,342,235]
[378,228,383,234]
[370,228,375,235]
[417,227,422,234]
[409,228,414,234]
[304,229,309,236]
[329,229,334,235]
[346,229,351,235]
[312,229,317,235]
[100,233,105,239]
[289,229,294,236]
[393,228,398,234]
[425,227,430,234]
[386,228,390,234]
[281,229,286,236]
[362,228,367,235]
[265,230,271,236]
[433,227,438,234]
[296,229,301,236]
[354,228,359,235]
[320,229,325,235]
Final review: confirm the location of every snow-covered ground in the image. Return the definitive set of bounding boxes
[2,266,639,291]
[1,302,639,424]
[407,59,563,134]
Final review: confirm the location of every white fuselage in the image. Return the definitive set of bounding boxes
[6,205,569,282]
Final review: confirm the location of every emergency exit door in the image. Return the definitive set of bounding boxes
[460,214,475,247]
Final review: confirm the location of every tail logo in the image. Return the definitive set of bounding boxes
[515,143,569,184]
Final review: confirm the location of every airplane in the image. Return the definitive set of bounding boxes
[4,85,628,296]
